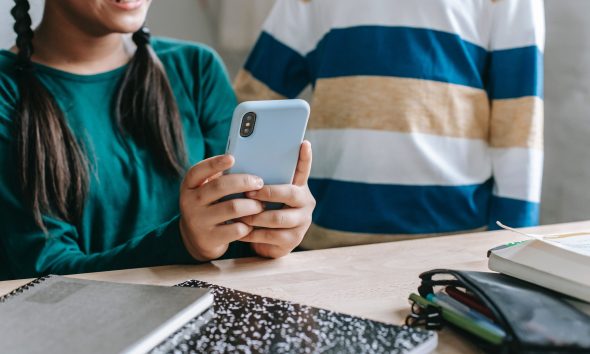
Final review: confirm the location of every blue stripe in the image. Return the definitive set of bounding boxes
[487,46,543,99]
[244,32,310,98]
[244,26,543,101]
[307,26,488,89]
[488,196,540,230]
[308,178,493,234]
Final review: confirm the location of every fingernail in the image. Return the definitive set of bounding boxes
[220,155,233,165]
[256,178,264,188]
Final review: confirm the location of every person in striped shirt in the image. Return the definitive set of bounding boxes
[235,0,545,249]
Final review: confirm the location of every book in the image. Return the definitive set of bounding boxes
[0,276,213,354]
[488,223,590,303]
[151,280,438,354]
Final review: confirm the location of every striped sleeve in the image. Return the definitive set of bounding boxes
[233,0,312,101]
[487,0,545,229]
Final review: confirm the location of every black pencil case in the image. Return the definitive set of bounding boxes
[407,269,590,354]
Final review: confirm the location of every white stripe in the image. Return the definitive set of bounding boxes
[490,0,545,51]
[264,0,544,56]
[264,0,494,56]
[491,147,544,203]
[306,129,492,186]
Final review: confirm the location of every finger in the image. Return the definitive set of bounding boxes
[202,171,223,185]
[240,228,294,247]
[196,174,264,205]
[206,198,264,225]
[245,184,306,207]
[251,243,290,259]
[213,222,253,245]
[240,208,304,229]
[182,155,234,190]
[292,140,312,186]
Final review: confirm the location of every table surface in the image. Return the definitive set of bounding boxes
[2,221,590,353]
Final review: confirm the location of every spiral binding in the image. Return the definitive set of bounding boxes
[0,275,52,303]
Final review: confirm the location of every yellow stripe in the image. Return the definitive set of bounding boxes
[490,96,543,150]
[308,76,490,140]
[300,223,487,250]
[233,69,286,103]
[233,73,543,149]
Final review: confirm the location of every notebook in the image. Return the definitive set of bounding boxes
[150,280,438,354]
[488,223,590,303]
[0,276,213,354]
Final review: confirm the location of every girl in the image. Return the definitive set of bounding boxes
[0,0,315,280]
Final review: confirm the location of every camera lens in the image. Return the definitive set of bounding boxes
[240,112,256,137]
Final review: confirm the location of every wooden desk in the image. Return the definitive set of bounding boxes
[2,221,589,353]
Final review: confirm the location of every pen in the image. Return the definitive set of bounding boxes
[427,293,506,338]
[445,286,495,320]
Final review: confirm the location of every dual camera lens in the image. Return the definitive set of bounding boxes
[240,112,256,137]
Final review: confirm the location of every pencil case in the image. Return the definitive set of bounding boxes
[406,269,590,353]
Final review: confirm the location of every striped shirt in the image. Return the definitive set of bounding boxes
[235,0,545,249]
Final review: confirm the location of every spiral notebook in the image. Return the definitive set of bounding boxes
[0,277,436,354]
[150,280,438,354]
[0,276,213,354]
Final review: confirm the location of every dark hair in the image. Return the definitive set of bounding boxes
[11,0,187,231]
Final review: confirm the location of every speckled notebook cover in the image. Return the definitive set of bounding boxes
[151,280,437,354]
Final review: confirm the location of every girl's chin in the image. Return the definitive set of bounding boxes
[101,15,148,34]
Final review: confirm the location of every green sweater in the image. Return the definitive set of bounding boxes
[0,38,249,280]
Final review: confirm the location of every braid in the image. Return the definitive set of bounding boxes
[116,26,187,175]
[10,0,89,231]
[11,0,34,69]
[132,26,151,47]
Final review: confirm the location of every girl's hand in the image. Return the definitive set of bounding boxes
[240,141,315,258]
[179,155,264,261]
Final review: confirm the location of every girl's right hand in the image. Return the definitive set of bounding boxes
[179,155,264,261]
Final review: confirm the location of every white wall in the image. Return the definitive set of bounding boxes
[541,0,590,223]
[1,0,589,225]
[146,0,214,45]
[147,0,272,79]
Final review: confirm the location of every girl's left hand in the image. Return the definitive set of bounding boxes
[240,140,315,258]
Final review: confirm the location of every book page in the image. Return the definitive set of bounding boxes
[549,235,590,256]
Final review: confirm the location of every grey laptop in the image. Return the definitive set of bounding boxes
[0,276,213,354]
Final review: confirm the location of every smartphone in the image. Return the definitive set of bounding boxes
[224,99,310,209]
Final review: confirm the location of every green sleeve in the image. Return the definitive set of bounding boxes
[0,135,196,280]
[195,47,237,158]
